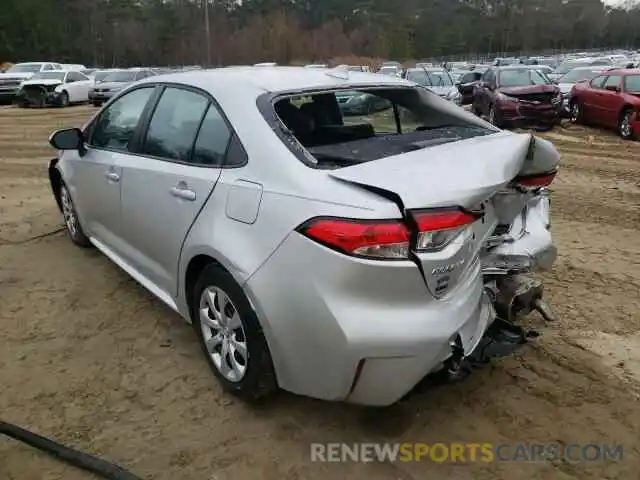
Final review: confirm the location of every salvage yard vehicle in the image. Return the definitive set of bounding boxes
[472,66,563,129]
[555,66,609,116]
[569,68,640,140]
[88,68,156,106]
[16,70,93,107]
[0,61,63,103]
[404,67,462,105]
[47,66,559,406]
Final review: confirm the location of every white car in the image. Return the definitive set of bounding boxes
[0,62,63,102]
[17,70,93,107]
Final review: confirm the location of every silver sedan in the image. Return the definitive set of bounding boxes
[48,66,558,406]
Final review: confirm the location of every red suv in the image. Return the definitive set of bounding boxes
[569,68,640,140]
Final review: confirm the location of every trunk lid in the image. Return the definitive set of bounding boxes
[328,131,533,210]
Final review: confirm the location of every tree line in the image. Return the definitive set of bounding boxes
[1,0,639,67]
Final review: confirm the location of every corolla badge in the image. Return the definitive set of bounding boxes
[431,258,466,276]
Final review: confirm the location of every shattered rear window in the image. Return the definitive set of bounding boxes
[269,87,495,169]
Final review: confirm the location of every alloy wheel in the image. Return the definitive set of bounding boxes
[199,286,248,382]
[60,185,78,238]
[620,112,633,138]
[570,103,580,123]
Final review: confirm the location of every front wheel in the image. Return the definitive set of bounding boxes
[619,109,636,140]
[569,101,582,124]
[60,183,91,247]
[191,264,277,402]
[59,91,69,107]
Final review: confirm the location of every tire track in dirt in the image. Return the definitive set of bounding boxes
[2,108,640,480]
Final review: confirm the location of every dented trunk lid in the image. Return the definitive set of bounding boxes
[329,132,539,210]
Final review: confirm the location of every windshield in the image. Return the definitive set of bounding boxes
[406,69,453,87]
[102,71,137,82]
[28,72,66,81]
[7,64,43,73]
[555,61,585,75]
[498,69,549,87]
[624,75,640,93]
[558,69,602,83]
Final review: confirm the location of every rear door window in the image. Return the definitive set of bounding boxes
[141,87,209,162]
[624,75,640,93]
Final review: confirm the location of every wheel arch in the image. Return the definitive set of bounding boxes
[48,158,63,212]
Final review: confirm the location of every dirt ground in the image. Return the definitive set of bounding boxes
[0,105,639,480]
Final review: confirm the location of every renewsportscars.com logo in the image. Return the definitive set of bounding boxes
[310,442,624,463]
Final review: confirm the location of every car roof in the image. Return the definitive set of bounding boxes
[141,66,411,97]
[605,68,640,75]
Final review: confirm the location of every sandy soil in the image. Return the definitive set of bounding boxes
[0,105,639,480]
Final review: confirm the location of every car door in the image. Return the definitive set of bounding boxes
[68,86,157,254]
[599,74,623,126]
[117,86,230,298]
[67,71,91,102]
[582,75,608,123]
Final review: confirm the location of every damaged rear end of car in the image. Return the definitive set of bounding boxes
[248,80,559,406]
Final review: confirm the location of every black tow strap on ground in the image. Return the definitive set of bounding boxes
[0,421,141,480]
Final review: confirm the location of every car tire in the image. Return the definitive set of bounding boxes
[488,105,499,127]
[618,108,636,140]
[60,182,92,248]
[569,100,582,124]
[59,91,69,107]
[191,264,277,402]
[92,101,102,107]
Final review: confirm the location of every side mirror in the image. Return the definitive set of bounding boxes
[605,85,620,92]
[49,128,84,151]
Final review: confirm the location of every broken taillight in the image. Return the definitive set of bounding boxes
[297,208,480,260]
[412,209,479,252]
[514,170,557,189]
[297,217,410,259]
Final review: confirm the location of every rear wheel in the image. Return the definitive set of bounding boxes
[60,183,91,247]
[191,264,277,402]
[618,109,636,140]
[488,105,500,127]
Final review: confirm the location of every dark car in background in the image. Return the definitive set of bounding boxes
[472,66,563,129]
[88,68,156,106]
[456,70,484,105]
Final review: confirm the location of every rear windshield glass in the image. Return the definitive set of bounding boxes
[7,64,43,73]
[102,71,137,82]
[624,75,640,93]
[268,87,495,169]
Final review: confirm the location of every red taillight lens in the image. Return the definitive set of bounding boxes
[298,217,410,259]
[412,209,479,252]
[515,170,557,188]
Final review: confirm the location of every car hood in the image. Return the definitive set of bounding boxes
[329,132,559,209]
[0,72,34,81]
[498,84,558,95]
[93,81,132,89]
[20,79,63,87]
